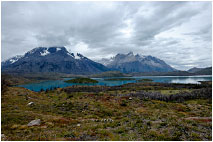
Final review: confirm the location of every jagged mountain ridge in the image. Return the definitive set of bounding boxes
[97,52,176,73]
[2,48,177,74]
[2,47,109,75]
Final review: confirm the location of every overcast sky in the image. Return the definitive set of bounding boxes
[2,1,212,70]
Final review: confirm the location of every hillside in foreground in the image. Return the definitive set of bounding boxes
[1,76,212,141]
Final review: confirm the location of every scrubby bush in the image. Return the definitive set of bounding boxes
[123,88,212,103]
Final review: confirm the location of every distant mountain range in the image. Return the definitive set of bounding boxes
[187,67,204,73]
[192,67,212,75]
[97,52,176,73]
[2,47,108,75]
[130,67,212,76]
[2,47,212,76]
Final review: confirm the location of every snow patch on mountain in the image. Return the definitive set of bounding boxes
[40,49,50,56]
[56,48,61,51]
[10,59,18,63]
[67,52,75,57]
[144,60,161,67]
[96,57,114,66]
[27,49,36,54]
[9,55,23,64]
[27,47,44,54]
[75,53,81,59]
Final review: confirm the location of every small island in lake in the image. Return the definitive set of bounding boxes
[104,78,135,81]
[65,78,98,83]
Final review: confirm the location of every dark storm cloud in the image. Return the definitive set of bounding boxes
[1,1,212,70]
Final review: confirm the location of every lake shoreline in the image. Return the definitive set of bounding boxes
[16,75,212,92]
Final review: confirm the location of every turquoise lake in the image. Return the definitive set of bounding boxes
[17,75,212,92]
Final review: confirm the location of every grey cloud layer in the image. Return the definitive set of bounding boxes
[2,1,212,70]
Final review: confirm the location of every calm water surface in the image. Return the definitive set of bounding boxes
[18,75,212,92]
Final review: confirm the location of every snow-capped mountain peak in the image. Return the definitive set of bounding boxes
[2,46,109,74]
[25,47,68,56]
[97,52,176,73]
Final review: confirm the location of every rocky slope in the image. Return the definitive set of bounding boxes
[193,67,212,75]
[97,52,176,73]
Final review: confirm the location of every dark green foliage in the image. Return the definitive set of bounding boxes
[40,88,44,92]
[64,132,75,138]
[120,100,128,106]
[66,94,73,99]
[65,78,98,83]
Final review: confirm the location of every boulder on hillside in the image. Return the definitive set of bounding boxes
[27,119,41,126]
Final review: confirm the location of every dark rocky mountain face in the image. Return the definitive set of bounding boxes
[2,47,109,75]
[97,52,176,73]
[187,67,212,75]
[193,67,212,75]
